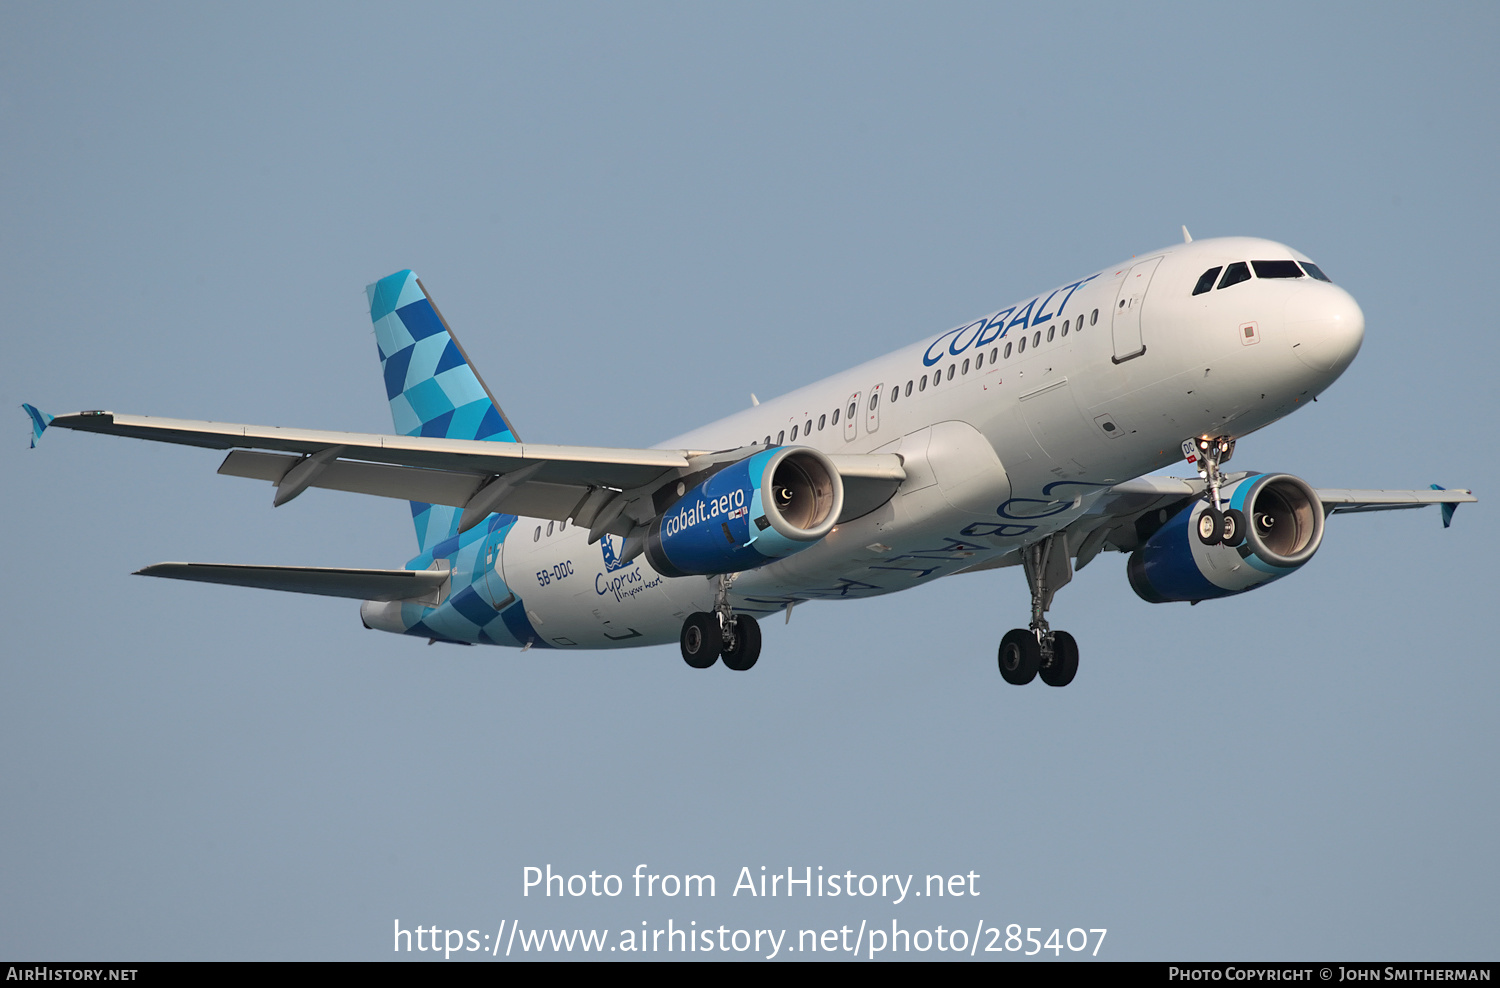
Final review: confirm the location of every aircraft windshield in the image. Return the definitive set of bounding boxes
[1195,259,1334,294]
[1251,260,1305,279]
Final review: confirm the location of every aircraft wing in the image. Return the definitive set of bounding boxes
[959,475,1476,576]
[1058,476,1476,570]
[34,409,906,537]
[1316,487,1475,516]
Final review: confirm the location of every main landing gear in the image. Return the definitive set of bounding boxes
[998,534,1079,687]
[680,575,762,671]
[1183,436,1245,547]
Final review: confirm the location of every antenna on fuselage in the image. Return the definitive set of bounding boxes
[1182,225,1193,243]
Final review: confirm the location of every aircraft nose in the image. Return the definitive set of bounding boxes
[1284,283,1365,375]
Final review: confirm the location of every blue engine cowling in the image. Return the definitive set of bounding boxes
[1127,473,1325,603]
[644,446,844,578]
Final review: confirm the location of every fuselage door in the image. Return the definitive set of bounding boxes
[865,383,883,434]
[1111,256,1162,364]
[480,526,513,609]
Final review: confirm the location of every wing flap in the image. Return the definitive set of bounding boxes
[219,450,488,507]
[215,451,654,526]
[135,562,449,601]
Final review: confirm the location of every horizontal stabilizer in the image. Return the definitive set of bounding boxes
[135,562,449,602]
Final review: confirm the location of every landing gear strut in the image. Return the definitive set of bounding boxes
[1183,436,1245,546]
[998,534,1079,687]
[679,574,762,671]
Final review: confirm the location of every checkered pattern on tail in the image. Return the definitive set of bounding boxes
[366,270,519,553]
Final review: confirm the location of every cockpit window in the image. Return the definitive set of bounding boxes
[1302,262,1332,283]
[1217,262,1251,290]
[1192,267,1223,295]
[1252,260,1304,279]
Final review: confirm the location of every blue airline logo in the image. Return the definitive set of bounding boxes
[923,274,1099,366]
[661,489,747,540]
[600,535,634,573]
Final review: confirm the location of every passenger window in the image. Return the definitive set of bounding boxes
[777,430,785,445]
[805,419,812,433]
[533,526,541,541]
[1018,336,1027,353]
[1252,260,1303,279]
[790,425,798,441]
[1047,326,1055,342]
[764,435,771,445]
[1090,308,1098,325]
[546,520,554,536]
[962,358,970,374]
[1217,262,1251,289]
[1062,318,1070,336]
[947,364,955,381]
[932,371,940,388]
[1004,342,1013,358]
[1302,262,1332,282]
[1032,331,1041,348]
[919,374,927,391]
[832,408,840,425]
[818,414,826,430]
[905,380,912,397]
[1193,267,1223,295]
[989,347,997,363]
[975,352,984,369]
[559,519,566,532]
[890,387,898,403]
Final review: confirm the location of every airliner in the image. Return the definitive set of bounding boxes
[24,232,1475,685]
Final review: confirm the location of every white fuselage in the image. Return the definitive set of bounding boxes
[492,236,1365,648]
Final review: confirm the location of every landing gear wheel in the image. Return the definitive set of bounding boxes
[1197,507,1224,545]
[1221,508,1246,548]
[680,612,720,669]
[721,615,761,671]
[1039,631,1079,687]
[998,629,1040,685]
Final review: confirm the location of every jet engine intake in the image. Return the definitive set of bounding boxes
[645,446,843,578]
[1127,473,1325,603]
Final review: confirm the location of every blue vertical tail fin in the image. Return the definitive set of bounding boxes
[366,270,520,553]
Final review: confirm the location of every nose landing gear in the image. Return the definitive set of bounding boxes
[679,574,762,671]
[997,535,1079,687]
[1184,436,1246,546]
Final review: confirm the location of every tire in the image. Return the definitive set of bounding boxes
[680,612,720,668]
[1197,506,1224,545]
[1039,630,1079,687]
[998,629,1040,685]
[1221,508,1246,548]
[721,615,762,671]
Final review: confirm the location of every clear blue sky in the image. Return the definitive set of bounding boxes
[3,2,1495,960]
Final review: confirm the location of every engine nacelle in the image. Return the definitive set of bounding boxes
[1127,473,1325,603]
[644,446,843,578]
